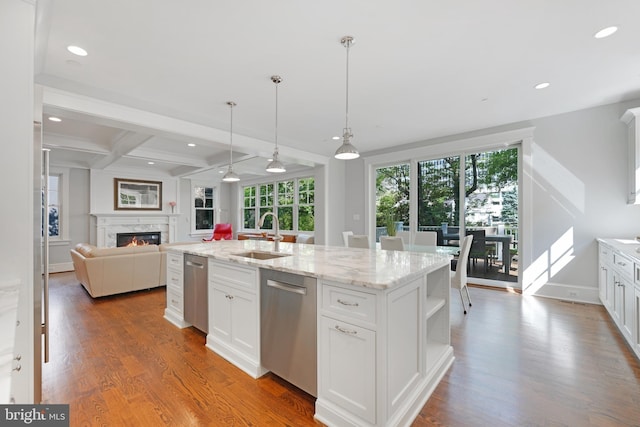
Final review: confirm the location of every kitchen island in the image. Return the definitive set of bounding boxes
[164,240,453,427]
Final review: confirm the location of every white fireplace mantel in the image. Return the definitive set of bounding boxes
[91,213,179,247]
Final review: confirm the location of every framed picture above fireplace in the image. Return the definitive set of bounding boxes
[114,178,162,210]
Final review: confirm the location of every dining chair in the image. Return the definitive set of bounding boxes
[414,231,437,246]
[342,231,354,247]
[466,229,491,271]
[396,231,412,245]
[380,236,404,251]
[451,234,473,314]
[348,234,370,249]
[202,223,232,242]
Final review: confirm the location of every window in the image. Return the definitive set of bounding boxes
[192,184,217,234]
[47,174,60,238]
[43,168,69,242]
[242,177,315,232]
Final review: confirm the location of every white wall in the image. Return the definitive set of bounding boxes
[89,169,180,214]
[339,99,640,303]
[48,168,90,270]
[1,0,36,403]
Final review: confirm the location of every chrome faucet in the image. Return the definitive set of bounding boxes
[258,211,282,251]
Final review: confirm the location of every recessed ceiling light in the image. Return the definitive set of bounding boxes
[187,143,196,147]
[594,26,618,39]
[67,45,88,56]
[218,170,224,174]
[332,136,340,140]
[534,82,550,90]
[147,161,155,165]
[48,117,62,122]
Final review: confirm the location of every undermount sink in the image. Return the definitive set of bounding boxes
[231,251,291,260]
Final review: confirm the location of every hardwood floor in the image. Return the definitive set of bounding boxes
[43,273,640,426]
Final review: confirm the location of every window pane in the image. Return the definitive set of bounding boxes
[243,209,255,229]
[298,205,314,231]
[278,181,294,206]
[48,206,59,237]
[195,209,214,230]
[375,164,410,241]
[278,206,293,230]
[259,208,273,229]
[417,157,460,232]
[260,184,274,207]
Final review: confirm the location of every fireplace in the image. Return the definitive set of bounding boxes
[116,231,161,247]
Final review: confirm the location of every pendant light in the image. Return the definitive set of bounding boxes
[222,101,240,182]
[266,75,286,173]
[335,35,360,160]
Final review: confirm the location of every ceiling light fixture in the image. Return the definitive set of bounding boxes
[48,117,62,122]
[222,101,240,182]
[147,161,155,165]
[334,35,360,160]
[594,26,618,39]
[187,143,196,147]
[67,45,88,56]
[266,75,286,173]
[534,82,550,90]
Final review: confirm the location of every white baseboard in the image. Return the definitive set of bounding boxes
[49,262,74,273]
[529,281,600,305]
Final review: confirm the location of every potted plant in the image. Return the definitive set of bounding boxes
[385,212,396,237]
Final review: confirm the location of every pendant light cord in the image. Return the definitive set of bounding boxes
[275,80,279,151]
[229,103,234,166]
[344,38,350,131]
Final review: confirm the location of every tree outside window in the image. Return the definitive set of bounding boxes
[242,176,314,232]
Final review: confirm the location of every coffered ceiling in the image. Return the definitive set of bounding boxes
[35,0,640,180]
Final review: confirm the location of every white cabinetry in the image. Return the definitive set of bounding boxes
[316,264,453,427]
[206,259,265,378]
[164,251,191,328]
[621,107,640,204]
[598,241,640,361]
[598,245,614,310]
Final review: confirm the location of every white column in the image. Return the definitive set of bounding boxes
[0,0,36,403]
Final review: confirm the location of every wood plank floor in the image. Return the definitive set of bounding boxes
[43,273,640,426]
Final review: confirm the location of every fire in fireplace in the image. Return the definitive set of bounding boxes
[116,232,161,247]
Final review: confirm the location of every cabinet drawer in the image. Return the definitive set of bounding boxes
[613,253,634,279]
[599,245,614,265]
[209,259,257,291]
[167,286,183,314]
[322,284,376,324]
[167,252,183,270]
[167,268,182,289]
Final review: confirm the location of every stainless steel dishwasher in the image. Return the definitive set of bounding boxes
[184,254,208,333]
[260,268,317,397]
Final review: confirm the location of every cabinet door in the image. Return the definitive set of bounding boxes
[230,287,258,358]
[319,316,376,424]
[635,286,640,358]
[598,245,613,309]
[614,275,634,340]
[210,284,232,343]
[622,279,635,339]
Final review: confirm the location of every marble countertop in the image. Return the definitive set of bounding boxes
[167,240,451,290]
[597,238,640,262]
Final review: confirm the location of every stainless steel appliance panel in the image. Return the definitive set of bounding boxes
[260,269,317,397]
[184,254,208,333]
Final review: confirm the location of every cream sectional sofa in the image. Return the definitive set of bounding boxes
[70,243,166,298]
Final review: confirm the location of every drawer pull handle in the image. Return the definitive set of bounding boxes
[171,299,179,304]
[337,299,359,307]
[618,262,627,267]
[226,294,234,300]
[335,325,357,335]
